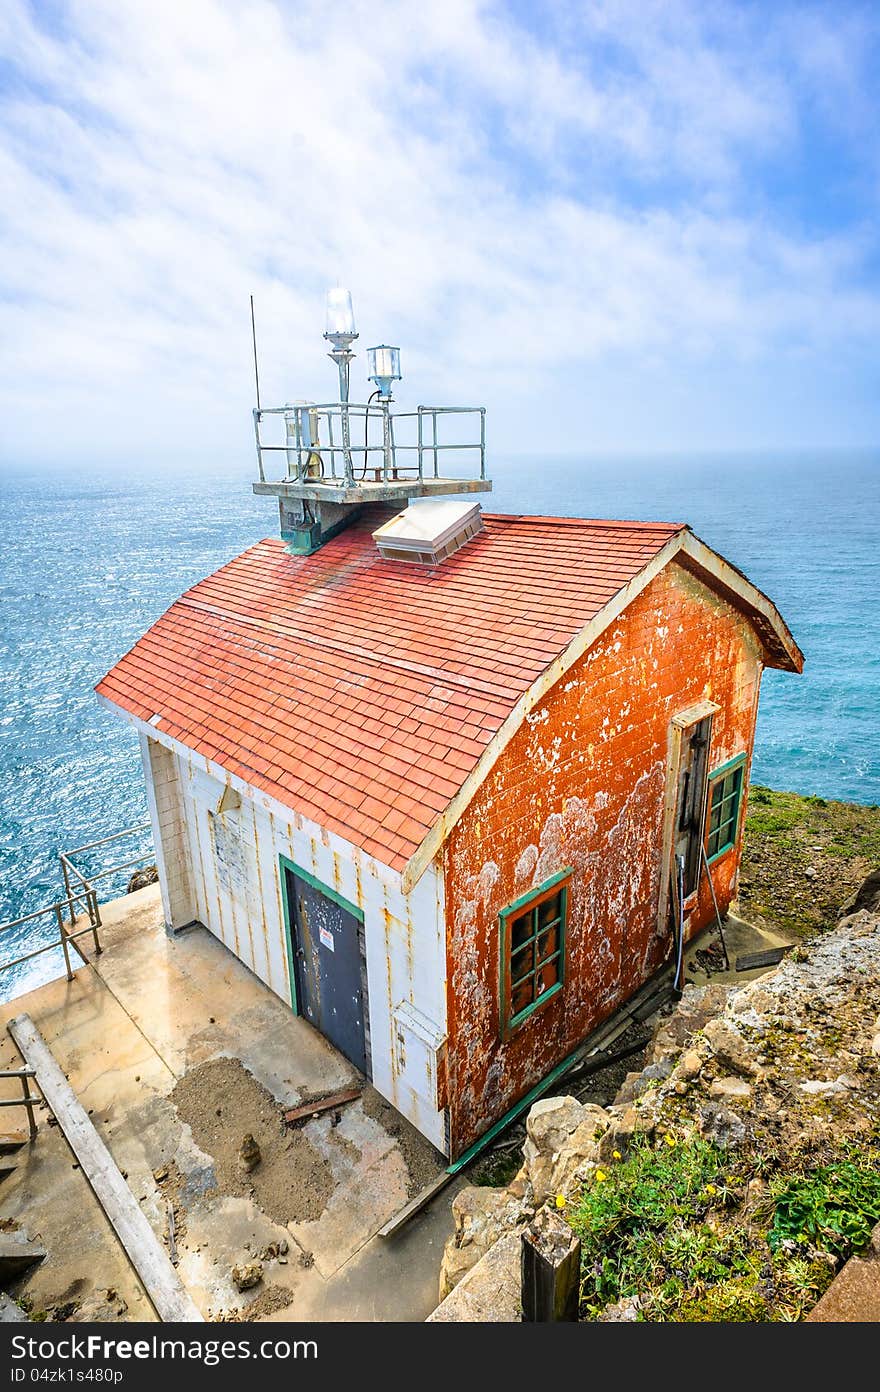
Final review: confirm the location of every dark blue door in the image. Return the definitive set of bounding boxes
[284,867,367,1075]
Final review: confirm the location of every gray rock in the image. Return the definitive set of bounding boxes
[702,1017,757,1077]
[429,1232,522,1323]
[677,1048,704,1081]
[439,1186,525,1300]
[525,1096,590,1156]
[698,1103,746,1148]
[600,1294,643,1322]
[598,1105,655,1162]
[232,1261,263,1291]
[709,1076,752,1101]
[800,1079,846,1096]
[647,983,730,1063]
[238,1134,261,1173]
[70,1290,129,1322]
[523,1097,611,1206]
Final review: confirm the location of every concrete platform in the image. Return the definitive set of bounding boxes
[683,911,796,988]
[0,887,460,1322]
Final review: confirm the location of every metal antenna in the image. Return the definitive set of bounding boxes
[250,294,261,412]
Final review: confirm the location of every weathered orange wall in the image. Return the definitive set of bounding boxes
[443,560,763,1156]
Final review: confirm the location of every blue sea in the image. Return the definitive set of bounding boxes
[1,452,878,999]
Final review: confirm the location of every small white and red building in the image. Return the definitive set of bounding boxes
[98,496,801,1159]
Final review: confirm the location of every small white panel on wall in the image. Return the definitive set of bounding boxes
[209,811,253,900]
[392,1001,446,1110]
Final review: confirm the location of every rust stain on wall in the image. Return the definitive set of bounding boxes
[443,561,762,1157]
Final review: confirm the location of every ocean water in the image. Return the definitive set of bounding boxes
[1,452,877,998]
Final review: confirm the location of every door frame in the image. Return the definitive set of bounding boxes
[658,700,719,936]
[278,853,366,1020]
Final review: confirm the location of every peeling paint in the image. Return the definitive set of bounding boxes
[443,560,765,1157]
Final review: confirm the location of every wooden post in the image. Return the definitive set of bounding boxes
[521,1211,581,1322]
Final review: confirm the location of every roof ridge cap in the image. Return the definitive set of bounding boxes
[481,513,687,530]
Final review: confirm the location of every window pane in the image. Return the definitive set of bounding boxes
[537,892,562,931]
[511,978,533,1016]
[537,925,559,961]
[511,942,533,984]
[502,877,568,1030]
[707,762,743,859]
[536,960,559,995]
[510,910,533,951]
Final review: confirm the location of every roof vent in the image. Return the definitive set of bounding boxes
[372,499,483,565]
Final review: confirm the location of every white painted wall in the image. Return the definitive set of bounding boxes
[136,727,449,1153]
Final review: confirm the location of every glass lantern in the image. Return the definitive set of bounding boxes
[367,344,402,398]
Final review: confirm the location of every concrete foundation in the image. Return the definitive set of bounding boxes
[0,887,460,1322]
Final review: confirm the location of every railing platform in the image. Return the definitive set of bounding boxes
[253,473,491,505]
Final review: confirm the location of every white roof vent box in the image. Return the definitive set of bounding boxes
[373,499,483,566]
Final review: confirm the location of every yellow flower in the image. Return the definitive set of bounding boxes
[706,1183,717,1195]
[665,1132,676,1148]
[595,1169,607,1183]
[555,1193,566,1209]
[612,1150,622,1161]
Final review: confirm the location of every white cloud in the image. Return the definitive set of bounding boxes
[0,0,878,464]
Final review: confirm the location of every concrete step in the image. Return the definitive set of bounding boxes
[0,1232,47,1281]
[0,1161,17,1183]
[0,1132,29,1154]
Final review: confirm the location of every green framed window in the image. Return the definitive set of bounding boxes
[500,869,570,1037]
[706,755,747,862]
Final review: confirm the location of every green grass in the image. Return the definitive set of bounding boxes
[740,786,880,936]
[566,1135,880,1321]
[746,786,880,861]
[769,1151,880,1260]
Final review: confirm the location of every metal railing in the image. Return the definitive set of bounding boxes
[254,401,487,487]
[0,1067,39,1140]
[0,822,153,985]
[60,822,153,931]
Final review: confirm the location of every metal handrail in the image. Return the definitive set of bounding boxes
[254,401,486,487]
[0,821,154,986]
[0,892,101,982]
[60,820,152,935]
[0,1066,40,1141]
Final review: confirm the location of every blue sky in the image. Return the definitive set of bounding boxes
[1,0,879,465]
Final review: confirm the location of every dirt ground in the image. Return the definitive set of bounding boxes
[168,1056,444,1228]
[170,1057,339,1224]
[739,787,880,938]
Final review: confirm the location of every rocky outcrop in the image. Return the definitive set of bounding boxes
[439,1096,613,1300]
[433,897,880,1322]
[127,865,158,893]
[522,1096,612,1204]
[438,1186,525,1300]
[431,1233,522,1322]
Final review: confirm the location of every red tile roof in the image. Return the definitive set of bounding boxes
[97,508,684,871]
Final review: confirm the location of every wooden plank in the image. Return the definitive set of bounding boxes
[283,1087,362,1126]
[377,1168,454,1240]
[8,1013,202,1323]
[736,947,789,972]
